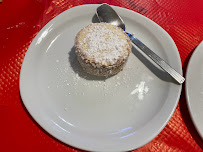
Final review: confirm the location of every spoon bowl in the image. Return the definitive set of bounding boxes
[96,4,126,30]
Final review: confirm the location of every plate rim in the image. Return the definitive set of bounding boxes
[20,4,183,151]
[185,40,203,139]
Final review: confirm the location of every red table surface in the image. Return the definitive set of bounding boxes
[0,0,203,151]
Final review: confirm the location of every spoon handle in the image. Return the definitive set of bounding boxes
[128,34,185,84]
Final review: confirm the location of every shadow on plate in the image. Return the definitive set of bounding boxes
[19,93,88,152]
[131,46,177,84]
[179,47,203,150]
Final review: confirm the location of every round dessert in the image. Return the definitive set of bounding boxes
[74,23,131,77]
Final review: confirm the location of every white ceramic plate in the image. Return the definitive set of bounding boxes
[186,41,203,139]
[20,4,182,151]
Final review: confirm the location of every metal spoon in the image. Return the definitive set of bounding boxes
[96,4,185,84]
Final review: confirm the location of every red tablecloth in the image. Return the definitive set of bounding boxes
[0,0,203,151]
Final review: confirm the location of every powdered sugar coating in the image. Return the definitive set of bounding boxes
[75,23,131,76]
